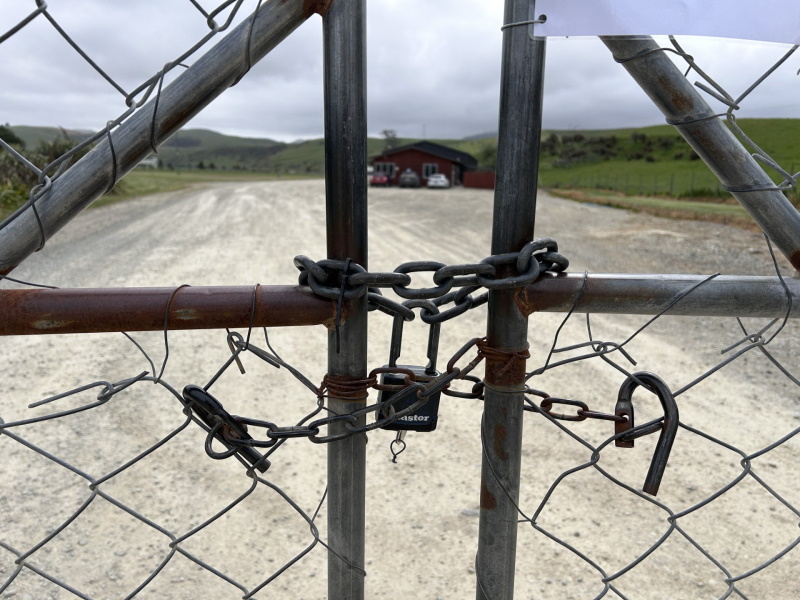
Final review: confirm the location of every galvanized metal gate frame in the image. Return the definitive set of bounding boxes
[2,1,800,598]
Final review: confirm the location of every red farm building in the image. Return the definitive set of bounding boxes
[370,141,478,186]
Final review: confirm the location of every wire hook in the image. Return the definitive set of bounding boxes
[614,372,679,496]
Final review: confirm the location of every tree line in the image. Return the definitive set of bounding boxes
[0,124,88,216]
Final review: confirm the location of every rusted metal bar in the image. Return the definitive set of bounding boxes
[602,36,800,272]
[0,285,336,335]
[0,0,331,276]
[4,273,795,338]
[476,1,546,598]
[518,273,800,318]
[322,0,368,597]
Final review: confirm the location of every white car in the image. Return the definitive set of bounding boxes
[426,173,450,188]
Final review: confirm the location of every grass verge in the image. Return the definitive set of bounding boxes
[549,188,760,231]
[0,170,322,221]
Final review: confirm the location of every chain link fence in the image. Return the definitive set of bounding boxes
[3,249,800,598]
[2,2,800,598]
[515,262,800,599]
[1,0,258,215]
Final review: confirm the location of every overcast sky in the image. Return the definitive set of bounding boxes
[2,0,799,142]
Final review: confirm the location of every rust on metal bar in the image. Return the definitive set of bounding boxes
[480,480,498,510]
[304,0,334,17]
[479,338,530,388]
[0,285,338,335]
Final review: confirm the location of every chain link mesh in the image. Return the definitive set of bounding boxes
[0,0,260,246]
[2,5,800,598]
[3,245,800,598]
[664,36,799,194]
[507,238,800,598]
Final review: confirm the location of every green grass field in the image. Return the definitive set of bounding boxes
[538,118,799,201]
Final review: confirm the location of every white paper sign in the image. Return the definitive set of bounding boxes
[533,0,800,45]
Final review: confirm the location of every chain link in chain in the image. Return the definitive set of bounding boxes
[294,237,568,323]
[188,337,488,457]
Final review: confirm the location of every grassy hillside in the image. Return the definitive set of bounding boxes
[156,128,285,171]
[9,126,93,149]
[538,118,800,200]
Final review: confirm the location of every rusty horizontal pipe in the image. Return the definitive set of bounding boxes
[4,273,795,336]
[0,285,337,335]
[518,273,800,318]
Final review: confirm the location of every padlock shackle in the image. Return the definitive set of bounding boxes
[388,313,404,368]
[614,372,679,496]
[425,321,441,376]
[388,300,441,374]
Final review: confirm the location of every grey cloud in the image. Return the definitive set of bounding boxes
[2,2,799,142]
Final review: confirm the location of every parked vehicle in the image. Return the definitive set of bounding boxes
[426,173,450,188]
[398,169,421,188]
[370,171,390,186]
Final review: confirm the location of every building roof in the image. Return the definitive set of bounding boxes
[373,141,478,169]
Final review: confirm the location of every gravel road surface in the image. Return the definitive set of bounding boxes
[2,179,800,599]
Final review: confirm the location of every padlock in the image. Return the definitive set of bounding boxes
[377,304,442,432]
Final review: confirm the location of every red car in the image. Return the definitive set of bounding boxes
[370,171,390,186]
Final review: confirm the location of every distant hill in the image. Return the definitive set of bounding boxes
[10,126,93,149]
[8,125,291,172]
[9,119,797,179]
[462,131,497,141]
[156,128,286,172]
[8,125,496,174]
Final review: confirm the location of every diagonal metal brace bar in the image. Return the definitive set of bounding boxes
[0,0,331,276]
[602,36,800,272]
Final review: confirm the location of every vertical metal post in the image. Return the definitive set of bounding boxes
[475,1,546,599]
[323,0,367,598]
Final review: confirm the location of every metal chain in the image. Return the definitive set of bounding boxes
[186,336,487,464]
[192,331,648,473]
[294,237,569,323]
[524,388,628,424]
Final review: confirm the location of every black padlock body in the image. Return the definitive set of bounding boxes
[378,365,441,432]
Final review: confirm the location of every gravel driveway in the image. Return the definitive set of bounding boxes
[2,179,799,599]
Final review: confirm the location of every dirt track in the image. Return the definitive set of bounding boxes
[2,179,800,599]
